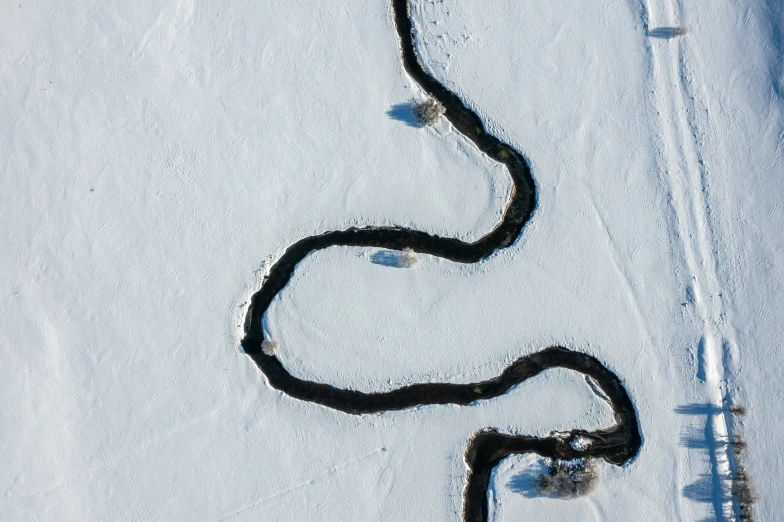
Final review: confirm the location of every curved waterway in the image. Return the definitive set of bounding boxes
[241,1,642,520]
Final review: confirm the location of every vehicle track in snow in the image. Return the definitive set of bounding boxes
[240,1,641,520]
[639,0,742,518]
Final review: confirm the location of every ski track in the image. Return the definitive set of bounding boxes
[639,0,743,518]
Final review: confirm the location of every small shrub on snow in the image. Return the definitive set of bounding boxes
[400,248,419,268]
[537,459,596,499]
[414,98,445,126]
[730,435,747,455]
[261,339,279,356]
[729,404,747,416]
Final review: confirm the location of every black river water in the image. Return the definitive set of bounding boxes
[241,1,641,520]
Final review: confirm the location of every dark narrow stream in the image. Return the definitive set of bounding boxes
[241,1,642,520]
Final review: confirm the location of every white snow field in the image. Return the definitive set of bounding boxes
[1,0,782,520]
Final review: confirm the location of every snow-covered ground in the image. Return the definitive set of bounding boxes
[1,0,782,520]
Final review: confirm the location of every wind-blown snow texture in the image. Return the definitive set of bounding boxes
[1,0,782,520]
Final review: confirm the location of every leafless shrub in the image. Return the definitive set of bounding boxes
[730,404,747,416]
[537,459,596,499]
[733,466,756,521]
[261,339,279,356]
[414,98,445,126]
[400,248,419,268]
[730,435,747,455]
[726,428,756,521]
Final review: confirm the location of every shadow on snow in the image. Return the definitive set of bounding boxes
[386,102,422,128]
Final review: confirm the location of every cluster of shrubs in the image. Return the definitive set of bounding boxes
[537,458,596,499]
[728,405,755,521]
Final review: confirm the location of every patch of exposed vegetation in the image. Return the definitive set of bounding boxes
[261,339,279,356]
[414,98,445,126]
[729,405,755,521]
[400,248,418,268]
[537,458,596,499]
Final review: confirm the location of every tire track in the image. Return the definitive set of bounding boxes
[640,0,740,518]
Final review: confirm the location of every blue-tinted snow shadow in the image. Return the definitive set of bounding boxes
[369,250,405,268]
[386,103,422,128]
[674,403,723,416]
[676,403,729,522]
[684,474,730,522]
[506,460,548,498]
[647,26,689,39]
[680,425,711,450]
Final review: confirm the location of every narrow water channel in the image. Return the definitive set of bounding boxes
[240,1,641,520]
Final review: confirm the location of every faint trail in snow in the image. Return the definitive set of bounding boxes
[584,194,655,351]
[215,448,387,521]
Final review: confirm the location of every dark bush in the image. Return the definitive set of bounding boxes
[537,459,596,498]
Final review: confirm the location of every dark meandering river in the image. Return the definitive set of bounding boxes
[241,1,642,520]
